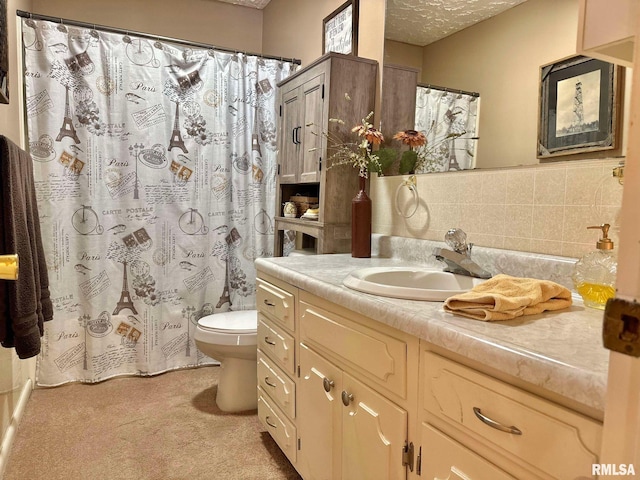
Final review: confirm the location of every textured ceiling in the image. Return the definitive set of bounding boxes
[215,0,272,8]
[215,0,527,47]
[386,0,528,46]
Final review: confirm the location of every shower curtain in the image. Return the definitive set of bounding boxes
[21,17,296,385]
[414,85,479,172]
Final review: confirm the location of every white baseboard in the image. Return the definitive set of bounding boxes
[0,378,33,478]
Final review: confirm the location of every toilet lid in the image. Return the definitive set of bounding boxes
[197,310,257,334]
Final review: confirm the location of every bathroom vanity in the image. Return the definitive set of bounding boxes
[255,250,606,480]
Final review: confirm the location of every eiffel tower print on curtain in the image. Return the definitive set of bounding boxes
[113,261,138,315]
[56,85,80,144]
[168,101,187,153]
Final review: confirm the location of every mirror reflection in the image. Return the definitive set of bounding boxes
[381,0,615,173]
[411,84,479,173]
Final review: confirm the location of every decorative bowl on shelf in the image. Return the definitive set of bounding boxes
[283,201,297,218]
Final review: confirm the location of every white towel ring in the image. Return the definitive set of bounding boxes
[394,175,419,218]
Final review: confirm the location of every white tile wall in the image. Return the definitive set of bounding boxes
[371,158,624,259]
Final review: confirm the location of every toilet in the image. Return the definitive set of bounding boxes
[194,310,258,412]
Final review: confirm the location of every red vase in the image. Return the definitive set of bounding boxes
[351,175,371,258]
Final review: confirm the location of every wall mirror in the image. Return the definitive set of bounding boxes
[380,0,624,174]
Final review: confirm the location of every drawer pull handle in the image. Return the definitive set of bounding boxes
[264,376,277,388]
[473,407,522,435]
[323,377,335,392]
[263,299,276,307]
[341,390,353,407]
[264,336,276,346]
[265,415,277,428]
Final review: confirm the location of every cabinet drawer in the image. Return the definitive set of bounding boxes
[422,352,601,479]
[256,278,295,331]
[257,349,296,420]
[421,422,516,480]
[300,301,407,398]
[258,387,297,463]
[258,314,295,375]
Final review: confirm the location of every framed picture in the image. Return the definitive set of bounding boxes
[322,0,359,56]
[538,55,622,159]
[0,0,8,104]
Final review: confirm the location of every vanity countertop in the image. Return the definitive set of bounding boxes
[255,254,609,418]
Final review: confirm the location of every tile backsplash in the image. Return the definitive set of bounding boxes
[371,158,624,259]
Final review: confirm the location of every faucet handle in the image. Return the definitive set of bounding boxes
[445,228,468,254]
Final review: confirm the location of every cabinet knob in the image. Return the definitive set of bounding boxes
[264,376,277,388]
[322,377,334,392]
[263,298,276,307]
[264,336,276,346]
[341,390,353,407]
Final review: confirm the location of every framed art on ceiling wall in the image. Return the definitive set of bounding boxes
[322,0,359,56]
[537,55,622,159]
[0,0,8,104]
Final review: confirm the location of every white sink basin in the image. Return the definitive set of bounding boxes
[343,267,486,301]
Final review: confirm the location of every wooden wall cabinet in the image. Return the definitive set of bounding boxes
[577,0,637,68]
[380,64,419,150]
[274,53,378,256]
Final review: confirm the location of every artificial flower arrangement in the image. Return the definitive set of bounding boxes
[390,113,468,174]
[309,94,390,178]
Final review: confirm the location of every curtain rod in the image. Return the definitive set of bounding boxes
[418,82,479,98]
[16,10,302,65]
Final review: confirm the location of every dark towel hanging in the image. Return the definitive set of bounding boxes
[0,135,54,359]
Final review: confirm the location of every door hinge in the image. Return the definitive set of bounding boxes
[322,84,325,100]
[298,438,301,450]
[402,441,414,472]
[279,105,282,116]
[416,445,422,475]
[277,164,280,175]
[319,157,322,171]
[297,365,301,377]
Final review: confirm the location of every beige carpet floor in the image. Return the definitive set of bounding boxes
[3,366,302,480]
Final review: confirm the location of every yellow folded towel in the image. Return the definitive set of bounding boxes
[443,274,572,321]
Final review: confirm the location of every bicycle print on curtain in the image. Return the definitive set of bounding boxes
[21,17,295,385]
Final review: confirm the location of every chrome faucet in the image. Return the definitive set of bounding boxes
[432,228,492,279]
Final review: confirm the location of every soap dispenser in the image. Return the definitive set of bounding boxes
[572,224,617,309]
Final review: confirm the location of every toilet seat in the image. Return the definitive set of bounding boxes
[197,310,257,334]
[195,310,258,347]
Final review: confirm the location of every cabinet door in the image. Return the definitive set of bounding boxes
[298,343,342,480]
[299,73,325,183]
[420,423,516,480]
[341,372,408,480]
[279,85,301,184]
